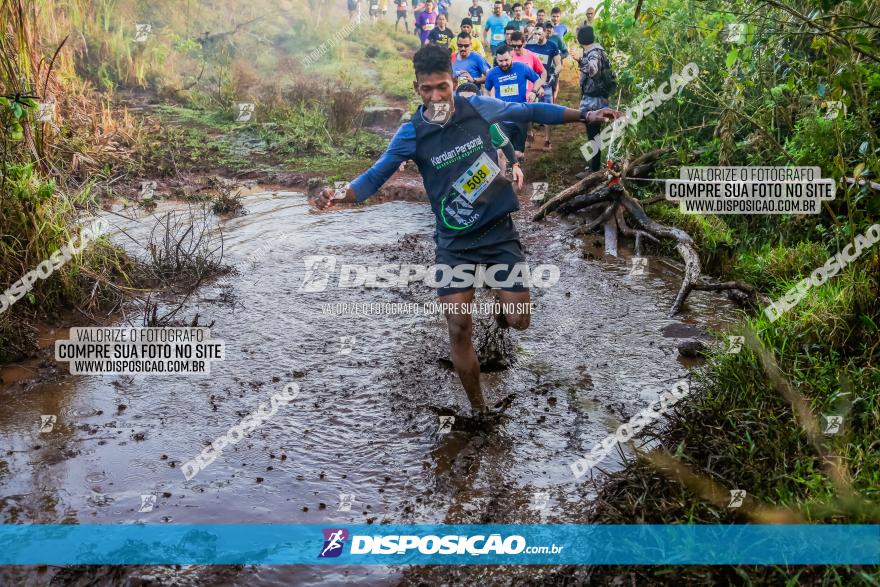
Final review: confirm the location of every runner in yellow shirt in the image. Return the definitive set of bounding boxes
[450,18,486,56]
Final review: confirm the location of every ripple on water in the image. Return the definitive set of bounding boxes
[85,472,107,484]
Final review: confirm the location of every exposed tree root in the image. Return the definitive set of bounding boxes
[557,185,615,215]
[532,169,607,220]
[577,202,618,236]
[619,192,701,315]
[534,147,765,315]
[692,280,771,308]
[615,206,658,257]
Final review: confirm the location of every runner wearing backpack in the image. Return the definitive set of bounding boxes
[577,26,617,172]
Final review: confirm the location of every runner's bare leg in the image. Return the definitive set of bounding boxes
[440,289,487,413]
[496,289,531,330]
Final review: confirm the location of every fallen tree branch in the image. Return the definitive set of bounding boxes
[615,206,658,256]
[620,190,701,315]
[557,185,615,215]
[622,147,673,177]
[532,169,607,220]
[534,148,672,222]
[577,202,619,236]
[693,280,771,308]
[639,195,668,206]
[843,177,880,191]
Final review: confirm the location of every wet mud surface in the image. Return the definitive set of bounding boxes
[0,183,736,585]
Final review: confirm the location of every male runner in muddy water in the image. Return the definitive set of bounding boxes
[312,44,621,418]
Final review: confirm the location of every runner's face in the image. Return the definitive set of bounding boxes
[514,6,522,18]
[414,72,455,107]
[497,52,512,69]
[586,7,594,20]
[493,3,502,14]
[437,14,446,26]
[461,24,471,35]
[532,28,544,42]
[510,40,524,54]
[458,39,471,57]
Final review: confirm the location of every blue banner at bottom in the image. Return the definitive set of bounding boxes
[0,524,877,565]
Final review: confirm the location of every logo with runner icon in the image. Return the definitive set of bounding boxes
[39,415,57,434]
[437,415,455,434]
[300,255,337,292]
[319,528,349,558]
[424,101,452,124]
[443,194,480,228]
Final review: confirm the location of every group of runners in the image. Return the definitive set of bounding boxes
[390,1,610,172]
[316,3,621,423]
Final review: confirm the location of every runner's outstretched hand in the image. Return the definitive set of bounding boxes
[586,108,624,123]
[311,187,354,210]
[311,188,335,210]
[511,163,524,189]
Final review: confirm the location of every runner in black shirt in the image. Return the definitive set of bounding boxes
[468,0,484,35]
[428,13,455,50]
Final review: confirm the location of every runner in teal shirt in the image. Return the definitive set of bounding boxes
[483,0,511,54]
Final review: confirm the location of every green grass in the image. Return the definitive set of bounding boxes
[0,163,136,349]
[731,242,832,296]
[305,22,419,104]
[530,134,589,192]
[585,255,880,584]
[147,101,387,176]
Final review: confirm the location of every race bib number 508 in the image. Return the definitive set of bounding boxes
[451,152,500,203]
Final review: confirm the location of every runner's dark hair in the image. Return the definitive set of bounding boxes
[551,6,561,14]
[457,30,471,39]
[578,25,595,45]
[510,30,524,42]
[495,44,511,56]
[512,3,522,9]
[460,17,472,26]
[413,43,454,77]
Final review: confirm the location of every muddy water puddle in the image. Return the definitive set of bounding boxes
[0,188,736,585]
